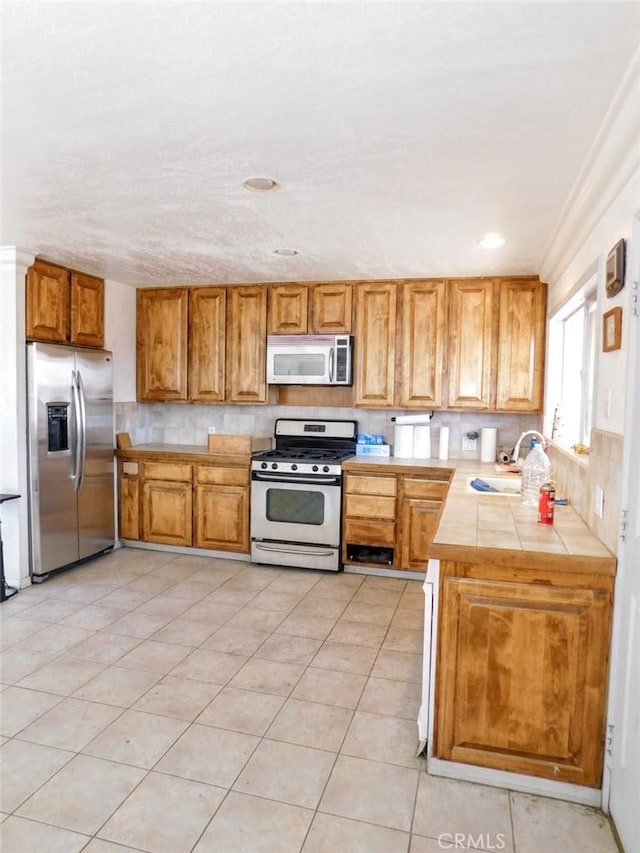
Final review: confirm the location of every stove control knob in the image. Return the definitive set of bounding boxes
[312,465,319,472]
[261,462,268,470]
[323,465,330,473]
[291,464,297,471]
[272,463,278,470]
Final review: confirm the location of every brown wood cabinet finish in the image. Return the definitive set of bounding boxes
[354,282,397,407]
[435,570,612,787]
[268,285,308,334]
[342,468,449,571]
[194,483,248,551]
[118,465,139,541]
[141,479,193,546]
[496,279,546,411]
[26,261,105,347]
[311,282,353,333]
[136,288,189,401]
[26,261,70,343]
[189,287,226,402]
[70,272,104,347]
[226,286,268,404]
[400,280,446,408]
[447,279,496,409]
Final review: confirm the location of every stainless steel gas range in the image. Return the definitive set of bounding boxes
[250,418,357,571]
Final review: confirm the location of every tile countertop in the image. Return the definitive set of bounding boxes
[343,456,616,574]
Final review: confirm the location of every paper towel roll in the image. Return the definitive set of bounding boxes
[413,425,431,459]
[394,424,414,458]
[480,428,497,463]
[438,426,449,461]
[392,413,433,425]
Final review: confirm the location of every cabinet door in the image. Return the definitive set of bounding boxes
[496,279,546,411]
[311,283,353,333]
[268,284,308,334]
[194,484,248,552]
[136,288,189,401]
[118,467,140,540]
[435,577,611,787]
[70,272,104,347]
[447,279,496,409]
[189,286,226,402]
[401,499,441,571]
[226,286,267,404]
[25,261,70,343]
[400,280,446,408]
[354,282,397,407]
[141,480,192,546]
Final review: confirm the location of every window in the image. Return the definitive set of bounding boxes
[546,277,597,449]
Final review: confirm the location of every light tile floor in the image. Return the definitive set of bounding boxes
[0,547,620,852]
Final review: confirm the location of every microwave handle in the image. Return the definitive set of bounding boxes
[328,347,334,383]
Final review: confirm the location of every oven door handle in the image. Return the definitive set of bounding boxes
[252,472,341,485]
[253,542,337,558]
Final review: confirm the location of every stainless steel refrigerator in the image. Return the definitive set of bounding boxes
[26,342,115,579]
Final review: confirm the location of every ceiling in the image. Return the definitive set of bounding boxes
[2,1,639,286]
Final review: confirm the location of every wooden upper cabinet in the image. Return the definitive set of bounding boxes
[226,285,267,404]
[311,283,352,333]
[447,279,496,409]
[400,280,446,408]
[136,288,189,402]
[26,261,105,347]
[268,284,308,334]
[26,261,71,343]
[189,287,226,402]
[354,282,397,407]
[496,279,546,411]
[70,272,104,347]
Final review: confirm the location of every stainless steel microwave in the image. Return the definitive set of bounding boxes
[266,334,353,385]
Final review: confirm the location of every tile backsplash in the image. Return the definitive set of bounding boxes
[115,402,541,463]
[547,429,622,555]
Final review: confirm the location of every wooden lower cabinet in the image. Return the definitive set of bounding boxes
[140,461,193,546]
[342,467,450,571]
[117,455,249,554]
[193,465,249,552]
[118,465,140,541]
[435,571,612,787]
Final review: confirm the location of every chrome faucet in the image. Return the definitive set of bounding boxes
[511,430,545,462]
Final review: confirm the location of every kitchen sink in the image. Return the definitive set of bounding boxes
[466,475,521,496]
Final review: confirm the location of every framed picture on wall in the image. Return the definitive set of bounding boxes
[603,306,622,352]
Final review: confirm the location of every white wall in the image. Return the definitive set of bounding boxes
[104,279,137,402]
[0,247,34,588]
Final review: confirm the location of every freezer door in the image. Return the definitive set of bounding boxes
[75,348,115,559]
[27,343,80,574]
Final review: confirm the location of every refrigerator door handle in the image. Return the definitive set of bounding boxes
[71,371,82,491]
[76,370,87,491]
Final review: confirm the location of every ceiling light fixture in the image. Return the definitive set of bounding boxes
[273,248,299,257]
[477,232,506,249]
[242,176,279,192]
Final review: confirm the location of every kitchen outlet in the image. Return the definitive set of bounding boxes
[462,437,478,451]
[594,486,605,519]
[207,426,216,434]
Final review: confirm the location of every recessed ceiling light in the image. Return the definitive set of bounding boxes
[242,176,279,192]
[273,248,299,257]
[477,232,506,249]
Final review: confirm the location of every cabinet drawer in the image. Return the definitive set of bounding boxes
[196,466,249,486]
[143,462,192,482]
[345,493,396,520]
[344,518,396,547]
[403,478,449,500]
[345,474,397,497]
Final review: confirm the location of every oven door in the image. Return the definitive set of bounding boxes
[250,471,341,547]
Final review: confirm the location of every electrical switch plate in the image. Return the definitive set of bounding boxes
[594,486,605,519]
[462,437,478,451]
[207,426,216,434]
